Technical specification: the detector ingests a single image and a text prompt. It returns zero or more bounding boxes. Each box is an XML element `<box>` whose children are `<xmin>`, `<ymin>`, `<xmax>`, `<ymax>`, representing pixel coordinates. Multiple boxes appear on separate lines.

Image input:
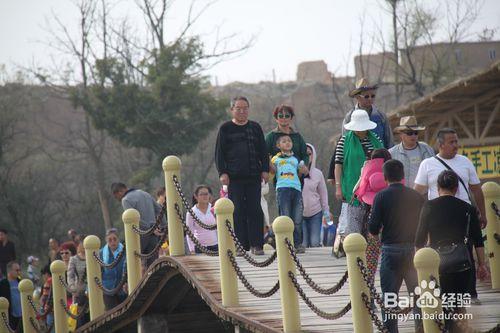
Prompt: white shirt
<box><xmin>414</xmin><ymin>154</ymin><xmax>480</xmax><ymax>203</ymax></box>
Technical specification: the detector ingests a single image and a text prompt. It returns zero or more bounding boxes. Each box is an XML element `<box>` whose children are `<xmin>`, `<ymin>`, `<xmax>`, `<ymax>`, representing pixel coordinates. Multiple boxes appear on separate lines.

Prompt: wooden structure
<box><xmin>77</xmin><ymin>248</ymin><xmax>500</xmax><ymax>333</ymax></box>
<box><xmin>388</xmin><ymin>60</ymin><xmax>500</xmax><ymax>147</ymax></box>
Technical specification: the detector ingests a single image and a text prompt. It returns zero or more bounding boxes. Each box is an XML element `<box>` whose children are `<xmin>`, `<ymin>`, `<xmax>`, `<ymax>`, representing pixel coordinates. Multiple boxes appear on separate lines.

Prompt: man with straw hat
<box><xmin>343</xmin><ymin>78</ymin><xmax>393</xmax><ymax>148</ymax></box>
<box><xmin>389</xmin><ymin>116</ymin><xmax>434</xmax><ymax>188</ymax></box>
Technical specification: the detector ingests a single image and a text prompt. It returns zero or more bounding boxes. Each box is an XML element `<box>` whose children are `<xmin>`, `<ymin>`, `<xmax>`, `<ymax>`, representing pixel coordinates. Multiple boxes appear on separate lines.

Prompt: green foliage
<box><xmin>80</xmin><ymin>37</ymin><xmax>225</xmax><ymax>159</ymax></box>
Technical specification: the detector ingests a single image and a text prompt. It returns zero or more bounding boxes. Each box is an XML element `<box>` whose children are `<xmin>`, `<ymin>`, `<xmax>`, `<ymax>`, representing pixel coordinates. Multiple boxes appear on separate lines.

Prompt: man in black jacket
<box><xmin>215</xmin><ymin>96</ymin><xmax>269</xmax><ymax>255</ymax></box>
<box><xmin>0</xmin><ymin>261</ymin><xmax>22</xmax><ymax>331</ymax></box>
<box><xmin>0</xmin><ymin>229</ymin><xmax>16</xmax><ymax>279</ymax></box>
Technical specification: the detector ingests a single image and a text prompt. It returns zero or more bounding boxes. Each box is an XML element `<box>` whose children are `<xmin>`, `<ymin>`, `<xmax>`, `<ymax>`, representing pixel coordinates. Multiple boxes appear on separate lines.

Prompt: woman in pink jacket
<box><xmin>302</xmin><ymin>144</ymin><xmax>332</xmax><ymax>248</ymax></box>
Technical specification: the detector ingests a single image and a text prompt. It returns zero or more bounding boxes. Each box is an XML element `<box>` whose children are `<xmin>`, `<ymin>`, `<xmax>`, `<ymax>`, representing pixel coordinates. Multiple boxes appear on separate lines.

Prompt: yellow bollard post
<box><xmin>50</xmin><ymin>260</ymin><xmax>69</xmax><ymax>333</ymax></box>
<box><xmin>19</xmin><ymin>279</ymin><xmax>36</xmax><ymax>333</ymax></box>
<box><xmin>414</xmin><ymin>248</ymin><xmax>443</xmax><ymax>333</ymax></box>
<box><xmin>273</xmin><ymin>216</ymin><xmax>301</xmax><ymax>333</ymax></box>
<box><xmin>343</xmin><ymin>233</ymin><xmax>373</xmax><ymax>333</ymax></box>
<box><xmin>163</xmin><ymin>155</ymin><xmax>185</xmax><ymax>256</ymax></box>
<box><xmin>214</xmin><ymin>198</ymin><xmax>239</xmax><ymax>307</ymax></box>
<box><xmin>32</xmin><ymin>290</ymin><xmax>40</xmax><ymax>314</ymax></box>
<box><xmin>482</xmin><ymin>182</ymin><xmax>500</xmax><ymax>289</ymax></box>
<box><xmin>0</xmin><ymin>297</ymin><xmax>10</xmax><ymax>333</ymax></box>
<box><xmin>123</xmin><ymin>208</ymin><xmax>142</xmax><ymax>294</ymax></box>
<box><xmin>83</xmin><ymin>235</ymin><xmax>105</xmax><ymax>320</ymax></box>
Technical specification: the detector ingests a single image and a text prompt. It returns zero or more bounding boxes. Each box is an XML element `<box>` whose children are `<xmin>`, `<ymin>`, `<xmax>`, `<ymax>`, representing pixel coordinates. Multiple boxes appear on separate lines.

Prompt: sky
<box><xmin>1</xmin><ymin>0</ymin><xmax>499</xmax><ymax>85</ymax></box>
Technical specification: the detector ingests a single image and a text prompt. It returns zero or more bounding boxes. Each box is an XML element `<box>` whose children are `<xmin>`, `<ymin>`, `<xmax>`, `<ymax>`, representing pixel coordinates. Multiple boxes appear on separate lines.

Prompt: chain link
<box><xmin>285</xmin><ymin>238</ymin><xmax>348</xmax><ymax>295</ymax></box>
<box><xmin>225</xmin><ymin>220</ymin><xmax>277</xmax><ymax>267</ymax></box>
<box><xmin>59</xmin><ymin>299</ymin><xmax>89</xmax><ymax>319</ymax></box>
<box><xmin>94</xmin><ymin>269</ymin><xmax>128</xmax><ymax>296</ymax></box>
<box><xmin>131</xmin><ymin>201</ymin><xmax>167</xmax><ymax>236</ymax></box>
<box><xmin>1</xmin><ymin>312</ymin><xmax>16</xmax><ymax>333</ymax></box>
<box><xmin>226</xmin><ymin>249</ymin><xmax>280</xmax><ymax>298</ymax></box>
<box><xmin>287</xmin><ymin>271</ymin><xmax>351</xmax><ymax>320</ymax></box>
<box><xmin>134</xmin><ymin>227</ymin><xmax>168</xmax><ymax>259</ymax></box>
<box><xmin>492</xmin><ymin>202</ymin><xmax>500</xmax><ymax>218</ymax></box>
<box><xmin>172</xmin><ymin>175</ymin><xmax>217</xmax><ymax>230</ymax></box>
<box><xmin>356</xmin><ymin>257</ymin><xmax>414</xmax><ymax>315</ymax></box>
<box><xmin>173</xmin><ymin>202</ymin><xmax>219</xmax><ymax>256</ymax></box>
<box><xmin>361</xmin><ymin>292</ymin><xmax>389</xmax><ymax>333</ymax></box>
<box><xmin>93</xmin><ymin>249</ymin><xmax>125</xmax><ymax>269</ymax></box>
<box><xmin>29</xmin><ymin>317</ymin><xmax>52</xmax><ymax>333</ymax></box>
<box><xmin>58</xmin><ymin>275</ymin><xmax>79</xmax><ymax>294</ymax></box>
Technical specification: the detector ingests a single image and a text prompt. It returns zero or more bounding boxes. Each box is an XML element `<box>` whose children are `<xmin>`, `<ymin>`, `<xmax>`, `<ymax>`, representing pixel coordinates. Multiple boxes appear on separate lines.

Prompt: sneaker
<box><xmin>251</xmin><ymin>247</ymin><xmax>265</xmax><ymax>256</ymax></box>
<box><xmin>471</xmin><ymin>298</ymin><xmax>482</xmax><ymax>305</ymax></box>
<box><xmin>295</xmin><ymin>245</ymin><xmax>306</xmax><ymax>254</ymax></box>
<box><xmin>236</xmin><ymin>249</ymin><xmax>246</xmax><ymax>257</ymax></box>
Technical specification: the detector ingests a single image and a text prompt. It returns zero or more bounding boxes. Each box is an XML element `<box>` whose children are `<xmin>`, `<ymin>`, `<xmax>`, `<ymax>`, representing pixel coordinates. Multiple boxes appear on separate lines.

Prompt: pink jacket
<box><xmin>354</xmin><ymin>158</ymin><xmax>386</xmax><ymax>203</ymax></box>
<box><xmin>186</xmin><ymin>203</ymin><xmax>218</xmax><ymax>252</ymax></box>
<box><xmin>302</xmin><ymin>144</ymin><xmax>330</xmax><ymax>218</ymax></box>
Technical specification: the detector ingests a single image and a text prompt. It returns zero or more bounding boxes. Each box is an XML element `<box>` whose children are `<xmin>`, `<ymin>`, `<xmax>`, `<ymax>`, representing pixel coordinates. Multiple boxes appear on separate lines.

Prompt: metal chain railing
<box><xmin>1</xmin><ymin>312</ymin><xmax>16</xmax><ymax>333</ymax></box>
<box><xmin>60</xmin><ymin>299</ymin><xmax>89</xmax><ymax>320</ymax></box>
<box><xmin>288</xmin><ymin>271</ymin><xmax>351</xmax><ymax>320</ymax></box>
<box><xmin>227</xmin><ymin>249</ymin><xmax>280</xmax><ymax>298</ymax></box>
<box><xmin>58</xmin><ymin>275</ymin><xmax>80</xmax><ymax>294</ymax></box>
<box><xmin>173</xmin><ymin>203</ymin><xmax>219</xmax><ymax>256</ymax></box>
<box><xmin>492</xmin><ymin>202</ymin><xmax>499</xmax><ymax>218</ymax></box>
<box><xmin>27</xmin><ymin>294</ymin><xmax>52</xmax><ymax>322</ymax></box>
<box><xmin>225</xmin><ymin>220</ymin><xmax>277</xmax><ymax>267</ymax></box>
<box><xmin>131</xmin><ymin>201</ymin><xmax>167</xmax><ymax>236</ymax></box>
<box><xmin>285</xmin><ymin>238</ymin><xmax>348</xmax><ymax>295</ymax></box>
<box><xmin>94</xmin><ymin>267</ymin><xmax>128</xmax><ymax>296</ymax></box>
<box><xmin>361</xmin><ymin>292</ymin><xmax>389</xmax><ymax>333</ymax></box>
<box><xmin>357</xmin><ymin>257</ymin><xmax>414</xmax><ymax>315</ymax></box>
<box><xmin>172</xmin><ymin>175</ymin><xmax>217</xmax><ymax>231</ymax></box>
<box><xmin>28</xmin><ymin>317</ymin><xmax>53</xmax><ymax>333</ymax></box>
<box><xmin>134</xmin><ymin>227</ymin><xmax>168</xmax><ymax>259</ymax></box>
<box><xmin>93</xmin><ymin>249</ymin><xmax>125</xmax><ymax>269</ymax></box>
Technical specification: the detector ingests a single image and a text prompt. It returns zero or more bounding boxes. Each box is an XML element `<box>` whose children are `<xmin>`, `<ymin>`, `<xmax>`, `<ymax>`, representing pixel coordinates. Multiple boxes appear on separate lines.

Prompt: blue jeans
<box><xmin>302</xmin><ymin>211</ymin><xmax>322</xmax><ymax>247</ymax></box>
<box><xmin>276</xmin><ymin>188</ymin><xmax>303</xmax><ymax>247</ymax></box>
<box><xmin>380</xmin><ymin>244</ymin><xmax>422</xmax><ymax>333</ymax></box>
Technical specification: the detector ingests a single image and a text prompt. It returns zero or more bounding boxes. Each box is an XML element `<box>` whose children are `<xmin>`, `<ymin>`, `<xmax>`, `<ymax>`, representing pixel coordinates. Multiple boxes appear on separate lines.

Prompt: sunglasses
<box><xmin>60</xmin><ymin>251</ymin><xmax>71</xmax><ymax>255</ymax></box>
<box><xmin>403</xmin><ymin>131</ymin><xmax>419</xmax><ymax>136</ymax></box>
<box><xmin>277</xmin><ymin>113</ymin><xmax>292</xmax><ymax>119</ymax></box>
<box><xmin>361</xmin><ymin>94</ymin><xmax>376</xmax><ymax>99</ymax></box>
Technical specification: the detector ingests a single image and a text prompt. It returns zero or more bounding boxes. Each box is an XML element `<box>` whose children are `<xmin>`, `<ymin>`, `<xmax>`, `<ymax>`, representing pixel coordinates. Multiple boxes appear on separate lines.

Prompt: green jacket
<box><xmin>265</xmin><ymin>128</ymin><xmax>309</xmax><ymax>166</ymax></box>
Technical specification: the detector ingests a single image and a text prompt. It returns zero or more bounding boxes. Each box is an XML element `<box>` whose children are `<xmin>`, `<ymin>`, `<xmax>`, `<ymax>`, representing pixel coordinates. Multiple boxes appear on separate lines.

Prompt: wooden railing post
<box><xmin>482</xmin><ymin>181</ymin><xmax>500</xmax><ymax>289</ymax></box>
<box><xmin>273</xmin><ymin>216</ymin><xmax>301</xmax><ymax>333</ymax></box>
<box><xmin>122</xmin><ymin>208</ymin><xmax>142</xmax><ymax>294</ymax></box>
<box><xmin>19</xmin><ymin>279</ymin><xmax>36</xmax><ymax>333</ymax></box>
<box><xmin>215</xmin><ymin>198</ymin><xmax>239</xmax><ymax>307</ymax></box>
<box><xmin>50</xmin><ymin>260</ymin><xmax>68</xmax><ymax>333</ymax></box>
<box><xmin>84</xmin><ymin>235</ymin><xmax>105</xmax><ymax>319</ymax></box>
<box><xmin>344</xmin><ymin>233</ymin><xmax>372</xmax><ymax>333</ymax></box>
<box><xmin>414</xmin><ymin>248</ymin><xmax>443</xmax><ymax>333</ymax></box>
<box><xmin>163</xmin><ymin>155</ymin><xmax>185</xmax><ymax>256</ymax></box>
<box><xmin>0</xmin><ymin>297</ymin><xmax>10</xmax><ymax>333</ymax></box>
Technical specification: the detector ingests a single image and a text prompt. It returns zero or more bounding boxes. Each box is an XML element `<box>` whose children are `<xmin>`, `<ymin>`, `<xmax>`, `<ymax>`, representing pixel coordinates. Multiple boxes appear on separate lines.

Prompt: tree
<box><xmin>84</xmin><ymin>37</ymin><xmax>226</xmax><ymax>159</ymax></box>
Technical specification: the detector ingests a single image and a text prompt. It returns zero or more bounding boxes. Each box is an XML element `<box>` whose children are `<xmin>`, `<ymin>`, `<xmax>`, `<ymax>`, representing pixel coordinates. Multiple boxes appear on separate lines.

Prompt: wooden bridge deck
<box><xmin>174</xmin><ymin>247</ymin><xmax>500</xmax><ymax>333</ymax></box>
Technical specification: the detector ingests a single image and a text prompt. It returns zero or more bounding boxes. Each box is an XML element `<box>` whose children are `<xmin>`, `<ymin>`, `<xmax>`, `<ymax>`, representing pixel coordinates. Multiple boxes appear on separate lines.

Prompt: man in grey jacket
<box><xmin>389</xmin><ymin>116</ymin><xmax>434</xmax><ymax>188</ymax></box>
<box><xmin>112</xmin><ymin>183</ymin><xmax>166</xmax><ymax>268</ymax></box>
<box><xmin>343</xmin><ymin>78</ymin><xmax>394</xmax><ymax>148</ymax></box>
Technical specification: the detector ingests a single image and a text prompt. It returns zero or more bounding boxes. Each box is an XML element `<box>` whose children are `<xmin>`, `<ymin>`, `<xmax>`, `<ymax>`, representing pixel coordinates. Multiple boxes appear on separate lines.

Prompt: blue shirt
<box><xmin>272</xmin><ymin>153</ymin><xmax>301</xmax><ymax>192</ymax></box>
<box><xmin>9</xmin><ymin>280</ymin><xmax>21</xmax><ymax>317</ymax></box>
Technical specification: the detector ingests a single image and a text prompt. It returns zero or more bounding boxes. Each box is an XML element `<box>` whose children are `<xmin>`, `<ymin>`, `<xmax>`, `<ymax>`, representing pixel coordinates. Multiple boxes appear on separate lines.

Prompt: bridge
<box><xmin>0</xmin><ymin>156</ymin><xmax>499</xmax><ymax>333</ymax></box>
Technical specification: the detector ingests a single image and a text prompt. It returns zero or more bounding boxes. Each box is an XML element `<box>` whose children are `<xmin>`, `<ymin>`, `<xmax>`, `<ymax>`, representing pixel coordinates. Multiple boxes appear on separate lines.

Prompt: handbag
<box><xmin>436</xmin><ymin>212</ymin><xmax>472</xmax><ymax>274</ymax></box>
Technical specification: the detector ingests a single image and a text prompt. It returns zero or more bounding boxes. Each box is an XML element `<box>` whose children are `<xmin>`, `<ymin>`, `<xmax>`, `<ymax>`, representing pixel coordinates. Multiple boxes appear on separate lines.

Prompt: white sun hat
<box><xmin>344</xmin><ymin>109</ymin><xmax>377</xmax><ymax>131</ymax></box>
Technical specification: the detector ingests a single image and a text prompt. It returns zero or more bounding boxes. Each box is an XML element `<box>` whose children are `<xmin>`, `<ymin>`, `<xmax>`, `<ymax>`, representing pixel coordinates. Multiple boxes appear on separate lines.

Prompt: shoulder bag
<box><xmin>436</xmin><ymin>212</ymin><xmax>472</xmax><ymax>274</ymax></box>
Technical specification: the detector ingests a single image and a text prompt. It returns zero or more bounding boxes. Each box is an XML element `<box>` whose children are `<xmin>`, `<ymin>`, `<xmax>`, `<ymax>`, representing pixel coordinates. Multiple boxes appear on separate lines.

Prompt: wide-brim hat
<box><xmin>349</xmin><ymin>77</ymin><xmax>378</xmax><ymax>97</ymax></box>
<box><xmin>344</xmin><ymin>109</ymin><xmax>377</xmax><ymax>131</ymax></box>
<box><xmin>394</xmin><ymin>116</ymin><xmax>426</xmax><ymax>132</ymax></box>
<box><xmin>360</xmin><ymin>172</ymin><xmax>387</xmax><ymax>205</ymax></box>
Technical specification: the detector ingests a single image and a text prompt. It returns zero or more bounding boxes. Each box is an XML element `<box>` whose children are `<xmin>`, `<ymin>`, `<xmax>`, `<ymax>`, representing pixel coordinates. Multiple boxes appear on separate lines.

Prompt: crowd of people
<box><xmin>0</xmin><ymin>77</ymin><xmax>492</xmax><ymax>333</ymax></box>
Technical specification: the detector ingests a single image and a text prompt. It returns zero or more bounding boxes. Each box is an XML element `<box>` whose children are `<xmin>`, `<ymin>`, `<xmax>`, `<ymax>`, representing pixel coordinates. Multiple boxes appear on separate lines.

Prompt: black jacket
<box><xmin>215</xmin><ymin>120</ymin><xmax>269</xmax><ymax>180</ymax></box>
<box><xmin>0</xmin><ymin>277</ymin><xmax>21</xmax><ymax>318</ymax></box>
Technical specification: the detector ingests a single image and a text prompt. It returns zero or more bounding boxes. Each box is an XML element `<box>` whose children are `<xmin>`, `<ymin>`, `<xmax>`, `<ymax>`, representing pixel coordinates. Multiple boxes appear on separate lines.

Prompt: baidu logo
<box><xmin>414</xmin><ymin>280</ymin><xmax>440</xmax><ymax>309</ymax></box>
